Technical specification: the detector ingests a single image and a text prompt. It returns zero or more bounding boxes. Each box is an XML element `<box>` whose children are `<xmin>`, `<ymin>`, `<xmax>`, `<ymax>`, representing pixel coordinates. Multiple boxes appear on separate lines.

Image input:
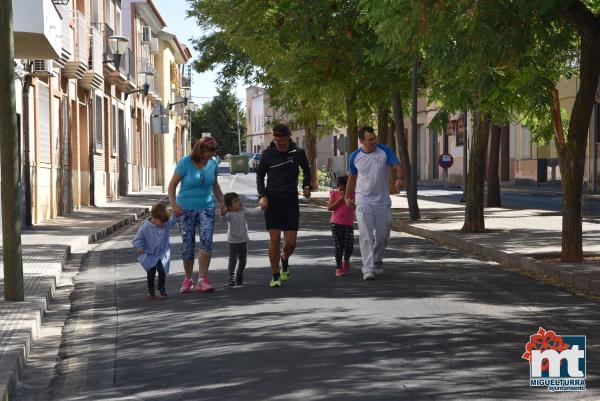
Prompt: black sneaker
<box><xmin>236</xmin><ymin>274</ymin><xmax>244</xmax><ymax>286</ymax></box>
<box><xmin>148</xmin><ymin>288</ymin><xmax>156</xmax><ymax>298</ymax></box>
<box><xmin>228</xmin><ymin>276</ymin><xmax>236</xmax><ymax>287</ymax></box>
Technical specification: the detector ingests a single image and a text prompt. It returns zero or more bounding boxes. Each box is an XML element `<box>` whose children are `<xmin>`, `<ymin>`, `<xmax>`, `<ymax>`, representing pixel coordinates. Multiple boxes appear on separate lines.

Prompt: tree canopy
<box><xmin>190</xmin><ymin>86</ymin><xmax>245</xmax><ymax>156</ymax></box>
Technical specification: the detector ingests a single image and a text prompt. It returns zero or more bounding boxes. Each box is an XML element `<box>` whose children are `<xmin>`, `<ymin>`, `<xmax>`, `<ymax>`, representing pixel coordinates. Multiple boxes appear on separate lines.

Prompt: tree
<box><xmin>190</xmin><ymin>86</ymin><xmax>245</xmax><ymax>156</ymax></box>
<box><xmin>374</xmin><ymin>1</ymin><xmax>561</xmax><ymax>232</ymax></box>
<box><xmin>546</xmin><ymin>1</ymin><xmax>600</xmax><ymax>261</ymax></box>
<box><xmin>360</xmin><ymin>1</ymin><xmax>422</xmax><ymax>219</ymax></box>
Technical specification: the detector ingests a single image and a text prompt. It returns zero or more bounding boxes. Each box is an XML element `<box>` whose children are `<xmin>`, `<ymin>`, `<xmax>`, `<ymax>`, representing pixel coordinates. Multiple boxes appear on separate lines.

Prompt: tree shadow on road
<box><xmin>50</xmin><ymin>204</ymin><xmax>600</xmax><ymax>401</ymax></box>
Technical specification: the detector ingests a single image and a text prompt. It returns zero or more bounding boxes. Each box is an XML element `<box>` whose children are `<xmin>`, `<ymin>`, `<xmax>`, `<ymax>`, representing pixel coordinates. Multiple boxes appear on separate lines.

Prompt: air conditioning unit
<box><xmin>150</xmin><ymin>38</ymin><xmax>159</xmax><ymax>54</ymax></box>
<box><xmin>31</xmin><ymin>60</ymin><xmax>54</xmax><ymax>76</ymax></box>
<box><xmin>141</xmin><ymin>26</ymin><xmax>151</xmax><ymax>44</ymax></box>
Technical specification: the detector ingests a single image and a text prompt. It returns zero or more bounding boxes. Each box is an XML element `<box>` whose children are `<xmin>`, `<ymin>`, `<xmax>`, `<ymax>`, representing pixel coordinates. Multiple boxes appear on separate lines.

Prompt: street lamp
<box><xmin>124</xmin><ymin>71</ymin><xmax>153</xmax><ymax>100</ymax></box>
<box><xmin>105</xmin><ymin>35</ymin><xmax>128</xmax><ymax>69</ymax></box>
<box><xmin>167</xmin><ymin>86</ymin><xmax>190</xmax><ymax>110</ymax></box>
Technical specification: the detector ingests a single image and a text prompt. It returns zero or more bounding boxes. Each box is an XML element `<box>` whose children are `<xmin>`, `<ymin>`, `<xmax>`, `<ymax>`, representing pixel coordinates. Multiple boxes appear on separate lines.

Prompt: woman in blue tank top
<box><xmin>168</xmin><ymin>136</ymin><xmax>226</xmax><ymax>293</ymax></box>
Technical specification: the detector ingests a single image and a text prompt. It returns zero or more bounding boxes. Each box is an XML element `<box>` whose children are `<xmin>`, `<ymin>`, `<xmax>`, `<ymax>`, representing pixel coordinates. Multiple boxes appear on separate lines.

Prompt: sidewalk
<box><xmin>309</xmin><ymin>190</ymin><xmax>600</xmax><ymax>299</ymax></box>
<box><xmin>0</xmin><ymin>187</ymin><xmax>167</xmax><ymax>401</ymax></box>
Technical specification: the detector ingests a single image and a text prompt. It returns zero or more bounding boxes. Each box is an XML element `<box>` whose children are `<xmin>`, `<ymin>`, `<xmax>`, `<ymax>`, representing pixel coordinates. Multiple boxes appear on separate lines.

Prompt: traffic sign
<box><xmin>439</xmin><ymin>153</ymin><xmax>454</xmax><ymax>169</ymax></box>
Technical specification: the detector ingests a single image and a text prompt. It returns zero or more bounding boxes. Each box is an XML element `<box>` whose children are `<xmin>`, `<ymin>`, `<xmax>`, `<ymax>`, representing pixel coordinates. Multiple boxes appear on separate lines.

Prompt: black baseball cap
<box><xmin>272</xmin><ymin>123</ymin><xmax>291</xmax><ymax>136</ymax></box>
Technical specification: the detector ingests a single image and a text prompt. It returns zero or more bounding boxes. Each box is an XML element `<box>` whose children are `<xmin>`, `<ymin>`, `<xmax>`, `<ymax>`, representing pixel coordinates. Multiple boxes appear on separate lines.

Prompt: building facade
<box><xmin>10</xmin><ymin>0</ymin><xmax>191</xmax><ymax>225</ymax></box>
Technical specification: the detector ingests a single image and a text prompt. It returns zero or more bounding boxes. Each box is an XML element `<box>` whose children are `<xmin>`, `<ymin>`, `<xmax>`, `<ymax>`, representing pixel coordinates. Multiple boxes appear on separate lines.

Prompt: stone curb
<box><xmin>392</xmin><ymin>221</ymin><xmax>600</xmax><ymax>299</ymax></box>
<box><xmin>1</xmin><ymin>203</ymin><xmax>155</xmax><ymax>401</ymax></box>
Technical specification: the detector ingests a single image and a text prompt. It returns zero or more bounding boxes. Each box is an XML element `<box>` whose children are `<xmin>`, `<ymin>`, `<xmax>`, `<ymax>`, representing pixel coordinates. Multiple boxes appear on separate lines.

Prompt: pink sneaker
<box><xmin>335</xmin><ymin>267</ymin><xmax>346</xmax><ymax>277</ymax></box>
<box><xmin>342</xmin><ymin>261</ymin><xmax>350</xmax><ymax>275</ymax></box>
<box><xmin>196</xmin><ymin>277</ymin><xmax>214</xmax><ymax>293</ymax></box>
<box><xmin>180</xmin><ymin>277</ymin><xmax>194</xmax><ymax>293</ymax></box>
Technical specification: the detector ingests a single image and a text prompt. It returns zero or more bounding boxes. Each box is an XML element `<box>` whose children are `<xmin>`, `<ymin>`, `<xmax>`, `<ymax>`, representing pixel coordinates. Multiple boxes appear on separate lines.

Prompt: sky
<box><xmin>152</xmin><ymin>0</ymin><xmax>246</xmax><ymax>106</ymax></box>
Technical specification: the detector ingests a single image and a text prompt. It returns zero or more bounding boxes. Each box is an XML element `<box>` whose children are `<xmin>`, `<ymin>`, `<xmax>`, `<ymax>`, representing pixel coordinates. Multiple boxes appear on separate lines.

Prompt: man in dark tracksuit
<box><xmin>257</xmin><ymin>123</ymin><xmax>312</xmax><ymax>287</ymax></box>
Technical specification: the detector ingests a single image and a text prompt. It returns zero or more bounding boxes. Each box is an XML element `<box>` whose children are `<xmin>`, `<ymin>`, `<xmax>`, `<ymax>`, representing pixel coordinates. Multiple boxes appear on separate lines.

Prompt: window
<box><xmin>115</xmin><ymin>9</ymin><xmax>122</xmax><ymax>35</ymax></box>
<box><xmin>95</xmin><ymin>95</ymin><xmax>103</xmax><ymax>149</ymax></box>
<box><xmin>118</xmin><ymin>108</ymin><xmax>125</xmax><ymax>156</ymax></box>
<box><xmin>38</xmin><ymin>86</ymin><xmax>51</xmax><ymax>163</ymax></box>
<box><xmin>456</xmin><ymin>117</ymin><xmax>465</xmax><ymax>147</ymax></box>
<box><xmin>111</xmin><ymin>104</ymin><xmax>117</xmax><ymax>154</ymax></box>
<box><xmin>91</xmin><ymin>0</ymin><xmax>99</xmax><ymax>24</ymax></box>
<box><xmin>521</xmin><ymin>126</ymin><xmax>532</xmax><ymax>159</ymax></box>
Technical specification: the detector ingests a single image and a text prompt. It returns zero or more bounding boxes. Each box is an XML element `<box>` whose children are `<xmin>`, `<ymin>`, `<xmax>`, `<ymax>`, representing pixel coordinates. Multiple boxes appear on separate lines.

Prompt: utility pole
<box><xmin>409</xmin><ymin>58</ymin><xmax>419</xmax><ymax>221</ymax></box>
<box><xmin>1</xmin><ymin>0</ymin><xmax>24</xmax><ymax>301</ymax></box>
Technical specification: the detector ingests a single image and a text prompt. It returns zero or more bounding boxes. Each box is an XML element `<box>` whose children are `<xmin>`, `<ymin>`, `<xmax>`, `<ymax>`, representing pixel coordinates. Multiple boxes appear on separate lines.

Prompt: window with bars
<box><xmin>118</xmin><ymin>109</ymin><xmax>125</xmax><ymax>157</ymax></box>
<box><xmin>111</xmin><ymin>104</ymin><xmax>117</xmax><ymax>154</ymax></box>
<box><xmin>95</xmin><ymin>95</ymin><xmax>103</xmax><ymax>149</ymax></box>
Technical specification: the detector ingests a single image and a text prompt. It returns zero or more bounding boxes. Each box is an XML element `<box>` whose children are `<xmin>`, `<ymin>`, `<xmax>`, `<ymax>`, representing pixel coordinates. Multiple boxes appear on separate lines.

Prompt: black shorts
<box><xmin>265</xmin><ymin>191</ymin><xmax>300</xmax><ymax>231</ymax></box>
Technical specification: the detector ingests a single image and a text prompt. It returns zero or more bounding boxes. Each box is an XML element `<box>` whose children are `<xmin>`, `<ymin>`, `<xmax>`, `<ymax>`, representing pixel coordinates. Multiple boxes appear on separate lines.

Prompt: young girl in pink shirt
<box><xmin>327</xmin><ymin>176</ymin><xmax>355</xmax><ymax>277</ymax></box>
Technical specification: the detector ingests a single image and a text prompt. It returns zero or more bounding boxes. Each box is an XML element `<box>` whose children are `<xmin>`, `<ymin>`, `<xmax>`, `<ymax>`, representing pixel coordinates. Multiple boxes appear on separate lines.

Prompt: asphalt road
<box><xmin>15</xmin><ymin>172</ymin><xmax>600</xmax><ymax>400</ymax></box>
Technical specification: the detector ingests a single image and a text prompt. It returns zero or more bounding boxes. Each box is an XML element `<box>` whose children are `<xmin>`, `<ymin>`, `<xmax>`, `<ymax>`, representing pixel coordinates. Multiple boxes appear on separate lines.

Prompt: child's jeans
<box><xmin>228</xmin><ymin>242</ymin><xmax>247</xmax><ymax>277</ymax></box>
<box><xmin>147</xmin><ymin>260</ymin><xmax>166</xmax><ymax>291</ymax></box>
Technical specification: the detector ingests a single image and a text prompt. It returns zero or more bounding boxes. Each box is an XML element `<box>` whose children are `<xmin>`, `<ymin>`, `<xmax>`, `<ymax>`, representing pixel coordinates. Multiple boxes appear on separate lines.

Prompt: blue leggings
<box><xmin>178</xmin><ymin>208</ymin><xmax>215</xmax><ymax>260</ymax></box>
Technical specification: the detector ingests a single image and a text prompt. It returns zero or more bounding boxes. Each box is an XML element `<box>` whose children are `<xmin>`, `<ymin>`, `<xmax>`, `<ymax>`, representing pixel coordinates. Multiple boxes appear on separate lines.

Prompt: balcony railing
<box><xmin>75</xmin><ymin>11</ymin><xmax>89</xmax><ymax>63</ymax></box>
<box><xmin>59</xmin><ymin>8</ymin><xmax>73</xmax><ymax>56</ymax></box>
<box><xmin>173</xmin><ymin>93</ymin><xmax>186</xmax><ymax>116</ymax></box>
<box><xmin>150</xmin><ymin>69</ymin><xmax>160</xmax><ymax>94</ymax></box>
<box><xmin>128</xmin><ymin>49</ymin><xmax>136</xmax><ymax>81</ymax></box>
<box><xmin>103</xmin><ymin>23</ymin><xmax>114</xmax><ymax>65</ymax></box>
<box><xmin>88</xmin><ymin>26</ymin><xmax>103</xmax><ymax>75</ymax></box>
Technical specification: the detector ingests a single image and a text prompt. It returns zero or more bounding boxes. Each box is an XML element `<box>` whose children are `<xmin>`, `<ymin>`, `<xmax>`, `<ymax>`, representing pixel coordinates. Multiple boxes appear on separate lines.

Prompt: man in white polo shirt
<box><xmin>345</xmin><ymin>126</ymin><xmax>404</xmax><ymax>280</ymax></box>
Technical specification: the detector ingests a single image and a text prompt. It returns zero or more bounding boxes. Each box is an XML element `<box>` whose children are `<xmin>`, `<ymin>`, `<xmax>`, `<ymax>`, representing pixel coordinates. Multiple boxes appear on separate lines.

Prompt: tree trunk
<box><xmin>486</xmin><ymin>124</ymin><xmax>501</xmax><ymax>207</ymax></box>
<box><xmin>0</xmin><ymin>0</ymin><xmax>24</xmax><ymax>301</ymax></box>
<box><xmin>304</xmin><ymin>125</ymin><xmax>318</xmax><ymax>190</ymax></box>
<box><xmin>555</xmin><ymin>35</ymin><xmax>600</xmax><ymax>261</ymax></box>
<box><xmin>378</xmin><ymin>106</ymin><xmax>398</xmax><ymax>194</ymax></box>
<box><xmin>345</xmin><ymin>91</ymin><xmax>358</xmax><ymax>153</ymax></box>
<box><xmin>391</xmin><ymin>90</ymin><xmax>420</xmax><ymax>219</ymax></box>
<box><xmin>560</xmin><ymin>152</ymin><xmax>584</xmax><ymax>261</ymax></box>
<box><xmin>462</xmin><ymin>110</ymin><xmax>490</xmax><ymax>232</ymax></box>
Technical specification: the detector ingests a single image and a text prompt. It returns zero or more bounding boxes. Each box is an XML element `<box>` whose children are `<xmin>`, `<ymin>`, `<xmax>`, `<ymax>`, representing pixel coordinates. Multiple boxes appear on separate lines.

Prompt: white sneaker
<box><xmin>363</xmin><ymin>272</ymin><xmax>375</xmax><ymax>280</ymax></box>
<box><xmin>374</xmin><ymin>267</ymin><xmax>384</xmax><ymax>276</ymax></box>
